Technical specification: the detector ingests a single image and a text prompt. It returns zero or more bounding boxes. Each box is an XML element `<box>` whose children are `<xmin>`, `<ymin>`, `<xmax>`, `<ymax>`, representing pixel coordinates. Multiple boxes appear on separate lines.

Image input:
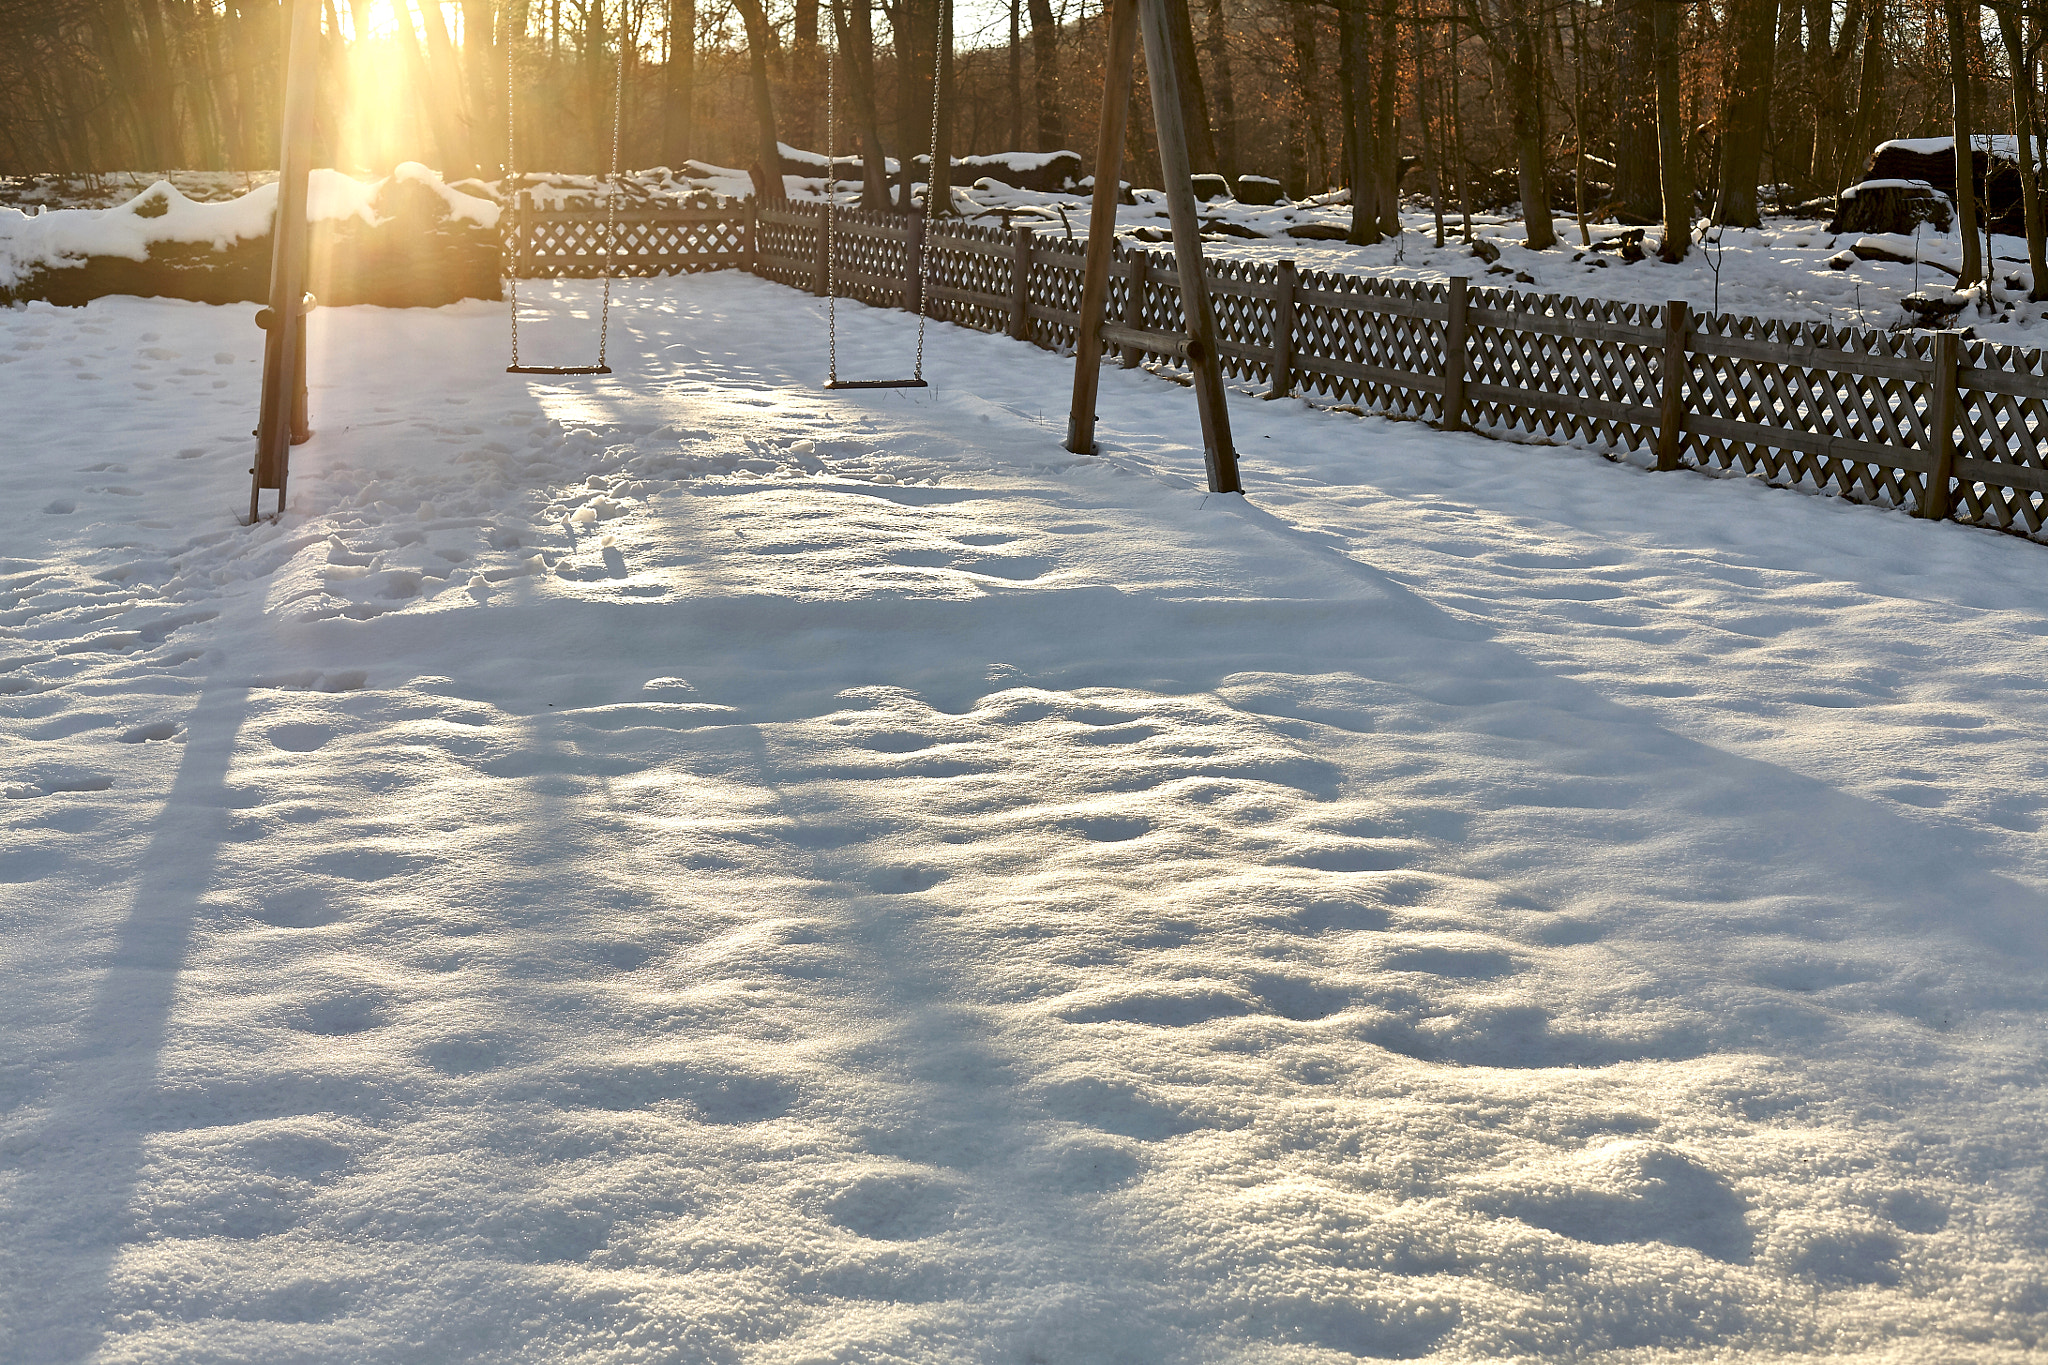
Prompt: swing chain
<box><xmin>827</xmin><ymin>23</ymin><xmax>838</xmax><ymax>385</ymax></box>
<box><xmin>598</xmin><ymin>0</ymin><xmax>624</xmax><ymax>371</ymax></box>
<box><xmin>914</xmin><ymin>0</ymin><xmax>943</xmax><ymax>383</ymax></box>
<box><xmin>506</xmin><ymin>13</ymin><xmax>520</xmax><ymax>369</ymax></box>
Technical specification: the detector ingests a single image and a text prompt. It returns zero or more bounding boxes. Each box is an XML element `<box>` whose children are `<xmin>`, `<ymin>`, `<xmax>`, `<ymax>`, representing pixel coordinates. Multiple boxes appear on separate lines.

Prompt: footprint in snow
<box><xmin>822</xmin><ymin>1170</ymin><xmax>961</xmax><ymax>1240</ymax></box>
<box><xmin>868</xmin><ymin>864</ymin><xmax>949</xmax><ymax>894</ymax></box>
<box><xmin>266</xmin><ymin>722</ymin><xmax>336</xmax><ymax>752</ymax></box>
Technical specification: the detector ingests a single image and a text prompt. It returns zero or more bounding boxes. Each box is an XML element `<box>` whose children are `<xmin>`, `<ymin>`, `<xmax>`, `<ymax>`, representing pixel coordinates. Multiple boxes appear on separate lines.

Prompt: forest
<box><xmin>0</xmin><ymin>0</ymin><xmax>2034</xmax><ymax>263</ymax></box>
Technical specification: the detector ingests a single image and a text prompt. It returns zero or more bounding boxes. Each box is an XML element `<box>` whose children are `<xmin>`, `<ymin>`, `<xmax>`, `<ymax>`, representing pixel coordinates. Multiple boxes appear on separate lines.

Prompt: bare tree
<box><xmin>1714</xmin><ymin>0</ymin><xmax>1778</xmax><ymax>226</ymax></box>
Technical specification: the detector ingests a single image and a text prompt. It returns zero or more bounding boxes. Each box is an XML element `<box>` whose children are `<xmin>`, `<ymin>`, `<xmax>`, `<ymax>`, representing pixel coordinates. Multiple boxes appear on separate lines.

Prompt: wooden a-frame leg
<box><xmin>1065</xmin><ymin>0</ymin><xmax>1139</xmax><ymax>457</ymax></box>
<box><xmin>1134</xmin><ymin>0</ymin><xmax>1239</xmax><ymax>493</ymax></box>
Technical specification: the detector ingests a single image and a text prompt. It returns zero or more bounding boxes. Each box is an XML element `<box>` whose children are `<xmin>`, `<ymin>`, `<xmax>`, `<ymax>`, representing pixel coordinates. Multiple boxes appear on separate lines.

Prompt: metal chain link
<box><xmin>914</xmin><ymin>0</ymin><xmax>943</xmax><ymax>382</ymax></box>
<box><xmin>598</xmin><ymin>0</ymin><xmax>625</xmax><ymax>370</ymax></box>
<box><xmin>506</xmin><ymin>12</ymin><xmax>520</xmax><ymax>369</ymax></box>
<box><xmin>826</xmin><ymin>22</ymin><xmax>837</xmax><ymax>385</ymax></box>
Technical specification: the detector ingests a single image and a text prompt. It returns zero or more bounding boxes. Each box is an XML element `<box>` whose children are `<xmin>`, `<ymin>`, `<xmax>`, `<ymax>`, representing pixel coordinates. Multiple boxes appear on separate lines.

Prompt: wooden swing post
<box><xmin>250</xmin><ymin>0</ymin><xmax>319</xmax><ymax>524</ymax></box>
<box><xmin>1065</xmin><ymin>0</ymin><xmax>1140</xmax><ymax>458</ymax></box>
<box><xmin>1065</xmin><ymin>0</ymin><xmax>1241</xmax><ymax>494</ymax></box>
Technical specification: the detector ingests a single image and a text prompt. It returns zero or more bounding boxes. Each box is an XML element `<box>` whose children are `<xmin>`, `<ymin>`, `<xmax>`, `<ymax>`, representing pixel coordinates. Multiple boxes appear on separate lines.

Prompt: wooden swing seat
<box><xmin>507</xmin><ymin>364</ymin><xmax>613</xmax><ymax>375</ymax></box>
<box><xmin>823</xmin><ymin>378</ymin><xmax>928</xmax><ymax>390</ymax></box>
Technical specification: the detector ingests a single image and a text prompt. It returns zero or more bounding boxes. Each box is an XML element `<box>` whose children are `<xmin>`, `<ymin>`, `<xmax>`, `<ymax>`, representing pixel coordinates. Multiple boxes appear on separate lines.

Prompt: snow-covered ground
<box><xmin>2</xmin><ymin>275</ymin><xmax>2045</xmax><ymax>1363</ymax></box>
<box><xmin>10</xmin><ymin>160</ymin><xmax>2043</xmax><ymax>344</ymax></box>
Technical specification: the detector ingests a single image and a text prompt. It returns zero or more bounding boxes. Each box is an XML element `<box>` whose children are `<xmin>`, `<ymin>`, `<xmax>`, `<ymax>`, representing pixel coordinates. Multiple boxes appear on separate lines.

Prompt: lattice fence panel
<box><xmin>1956</xmin><ymin>342</ymin><xmax>2048</xmax><ymax>535</ymax></box>
<box><xmin>1205</xmin><ymin>256</ymin><xmax>1276</xmax><ymax>388</ymax></box>
<box><xmin>755</xmin><ymin>204</ymin><xmax>821</xmax><ymax>291</ymax></box>
<box><xmin>926</xmin><ymin>221</ymin><xmax>1015</xmax><ymax>335</ymax></box>
<box><xmin>1292</xmin><ymin>272</ymin><xmax>1443</xmax><ymax>419</ymax></box>
<box><xmin>1125</xmin><ymin>249</ymin><xmax>1189</xmax><ymax>368</ymax></box>
<box><xmin>1462</xmin><ymin>289</ymin><xmax>1657</xmax><ymax>444</ymax></box>
<box><xmin>507</xmin><ymin>208</ymin><xmax>753</xmax><ymax>279</ymax></box>
<box><xmin>1683</xmin><ymin>317</ymin><xmax>1931</xmax><ymax>512</ymax></box>
<box><xmin>1027</xmin><ymin>236</ymin><xmax>1089</xmax><ymax>351</ymax></box>
<box><xmin>831</xmin><ymin>206</ymin><xmax>914</xmax><ymax>310</ymax></box>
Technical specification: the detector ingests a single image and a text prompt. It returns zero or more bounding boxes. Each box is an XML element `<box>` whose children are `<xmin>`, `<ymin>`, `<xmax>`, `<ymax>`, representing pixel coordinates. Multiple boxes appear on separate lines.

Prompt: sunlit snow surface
<box><xmin>2</xmin><ymin>279</ymin><xmax>2044</xmax><ymax>1363</ymax></box>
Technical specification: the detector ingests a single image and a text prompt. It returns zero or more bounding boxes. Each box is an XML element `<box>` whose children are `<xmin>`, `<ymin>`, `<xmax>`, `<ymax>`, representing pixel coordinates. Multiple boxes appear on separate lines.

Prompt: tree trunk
<box><xmin>93</xmin><ymin>0</ymin><xmax>161</xmax><ymax>169</ymax></box>
<box><xmin>1807</xmin><ymin>0</ymin><xmax>1863</xmax><ymax>189</ymax></box>
<box><xmin>1008</xmin><ymin>0</ymin><xmax>1023</xmax><ymax>150</ymax></box>
<box><xmin>422</xmin><ymin>0</ymin><xmax>474</xmax><ymax>177</ymax></box>
<box><xmin>1027</xmin><ymin>0</ymin><xmax>1062</xmax><ymax>151</ymax></box>
<box><xmin>1993</xmin><ymin>1</ymin><xmax>2046</xmax><ymax>297</ymax></box>
<box><xmin>1652</xmin><ymin>0</ymin><xmax>1689</xmax><ymax>260</ymax></box>
<box><xmin>1851</xmin><ymin>0</ymin><xmax>1884</xmax><ymax>169</ymax></box>
<box><xmin>1340</xmin><ymin>0</ymin><xmax>1381</xmax><ymax>244</ymax></box>
<box><xmin>1203</xmin><ymin>0</ymin><xmax>1238</xmax><ymax>178</ymax></box>
<box><xmin>1449</xmin><ymin>12</ymin><xmax>1470</xmax><ymax>238</ymax></box>
<box><xmin>1374</xmin><ymin>0</ymin><xmax>1400</xmax><ymax>235</ymax></box>
<box><xmin>1715</xmin><ymin>0</ymin><xmax>1778</xmax><ymax>226</ymax></box>
<box><xmin>1502</xmin><ymin>0</ymin><xmax>1554</xmax><ymax>248</ymax></box>
<box><xmin>1286</xmin><ymin>1</ymin><xmax>1316</xmax><ymax>196</ymax></box>
<box><xmin>890</xmin><ymin>0</ymin><xmax>932</xmax><ymax>208</ymax></box>
<box><xmin>1612</xmin><ymin>0</ymin><xmax>1659</xmax><ymax>220</ymax></box>
<box><xmin>132</xmin><ymin>0</ymin><xmax>183</xmax><ymax>169</ymax></box>
<box><xmin>665</xmin><ymin>0</ymin><xmax>696</xmax><ymax>167</ymax></box>
<box><xmin>1945</xmin><ymin>0</ymin><xmax>1980</xmax><ymax>285</ymax></box>
<box><xmin>928</xmin><ymin>0</ymin><xmax>954</xmax><ymax>213</ymax></box>
<box><xmin>1166</xmin><ymin>0</ymin><xmax>1219</xmax><ymax>174</ymax></box>
<box><xmin>835</xmin><ymin>0</ymin><xmax>893</xmax><ymax>207</ymax></box>
<box><xmin>794</xmin><ymin>0</ymin><xmax>820</xmax><ymax>150</ymax></box>
<box><xmin>732</xmin><ymin>0</ymin><xmax>785</xmax><ymax>199</ymax></box>
<box><xmin>462</xmin><ymin>0</ymin><xmax>496</xmax><ymax>175</ymax></box>
<box><xmin>1418</xmin><ymin>0</ymin><xmax>1444</xmax><ymax>243</ymax></box>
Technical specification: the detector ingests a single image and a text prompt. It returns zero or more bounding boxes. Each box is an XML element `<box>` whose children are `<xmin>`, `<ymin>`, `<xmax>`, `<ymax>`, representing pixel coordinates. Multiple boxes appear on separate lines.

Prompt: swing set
<box><xmin>245</xmin><ymin>0</ymin><xmax>1237</xmax><ymax>523</ymax></box>
<box><xmin>819</xmin><ymin>6</ymin><xmax>944</xmax><ymax>390</ymax></box>
<box><xmin>503</xmin><ymin>4</ymin><xmax>625</xmax><ymax>376</ymax></box>
<box><xmin>500</xmin><ymin>0</ymin><xmax>943</xmax><ymax>391</ymax></box>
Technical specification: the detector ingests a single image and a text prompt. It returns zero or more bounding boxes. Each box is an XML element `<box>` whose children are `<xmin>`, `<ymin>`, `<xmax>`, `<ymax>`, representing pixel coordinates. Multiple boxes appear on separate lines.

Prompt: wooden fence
<box><xmin>506</xmin><ymin>200</ymin><xmax>2048</xmax><ymax>539</ymax></box>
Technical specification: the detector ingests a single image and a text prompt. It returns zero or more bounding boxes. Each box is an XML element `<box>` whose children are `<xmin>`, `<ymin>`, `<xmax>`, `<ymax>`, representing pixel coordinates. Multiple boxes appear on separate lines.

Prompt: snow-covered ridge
<box><xmin>0</xmin><ymin>163</ymin><xmax>496</xmax><ymax>290</ymax></box>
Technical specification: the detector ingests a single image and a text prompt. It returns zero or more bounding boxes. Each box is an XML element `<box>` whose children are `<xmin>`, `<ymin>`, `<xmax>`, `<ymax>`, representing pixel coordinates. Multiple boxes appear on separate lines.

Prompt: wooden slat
<box><xmin>1204</xmin><ymin>275</ymin><xmax>1284</xmax><ymax>301</ymax></box>
<box><xmin>1689</xmin><ymin>331</ymin><xmax>1932</xmax><ymax>383</ymax></box>
<box><xmin>1300</xmin><ymin>353</ymin><xmax>1447</xmax><ymax>394</ymax></box>
<box><xmin>929</xmin><ymin>234</ymin><xmax>1014</xmax><ymax>260</ymax></box>
<box><xmin>835</xmin><ymin>265</ymin><xmax>907</xmax><ymax>295</ymax></box>
<box><xmin>1466</xmin><ymin>307</ymin><xmax>1658</xmax><ymax>349</ymax></box>
<box><xmin>1101</xmin><ymin>321</ymin><xmax>1187</xmax><ymax>356</ymax></box>
<box><xmin>1686</xmin><ymin>412</ymin><xmax>1935</xmax><ymax>473</ymax></box>
<box><xmin>520</xmin><ymin>208</ymin><xmax>748</xmax><ymax>225</ymax></box>
<box><xmin>817</xmin><ymin>219</ymin><xmax>913</xmax><ymax>243</ymax></box>
<box><xmin>929</xmin><ymin>282</ymin><xmax>1003</xmax><ymax>310</ymax></box>
<box><xmin>1959</xmin><ymin>364</ymin><xmax>2048</xmax><ymax>402</ymax></box>
<box><xmin>1951</xmin><ymin>455</ymin><xmax>2048</xmax><ymax>493</ymax></box>
<box><xmin>1295</xmin><ymin>286</ymin><xmax>1444</xmax><ymax>321</ymax></box>
<box><xmin>1466</xmin><ymin>382</ymin><xmax>1656</xmax><ymax>427</ymax></box>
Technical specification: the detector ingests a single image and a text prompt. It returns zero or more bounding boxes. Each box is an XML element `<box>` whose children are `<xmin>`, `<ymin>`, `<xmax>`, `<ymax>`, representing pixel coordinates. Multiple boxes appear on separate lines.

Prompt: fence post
<box><xmin>1121</xmin><ymin>251</ymin><xmax>1146</xmax><ymax>368</ymax></box>
<box><xmin>1441</xmin><ymin>275</ymin><xmax>1468</xmax><ymax>430</ymax></box>
<box><xmin>746</xmin><ymin>203</ymin><xmax>759</xmax><ymax>275</ymax></box>
<box><xmin>1268</xmin><ymin>259</ymin><xmax>1297</xmax><ymax>399</ymax></box>
<box><xmin>1011</xmin><ymin>227</ymin><xmax>1034</xmax><ymax>340</ymax></box>
<box><xmin>1920</xmin><ymin>330</ymin><xmax>1960</xmax><ymax>520</ymax></box>
<box><xmin>905</xmin><ymin>215</ymin><xmax>926</xmax><ymax>315</ymax></box>
<box><xmin>1655</xmin><ymin>299</ymin><xmax>1690</xmax><ymax>471</ymax></box>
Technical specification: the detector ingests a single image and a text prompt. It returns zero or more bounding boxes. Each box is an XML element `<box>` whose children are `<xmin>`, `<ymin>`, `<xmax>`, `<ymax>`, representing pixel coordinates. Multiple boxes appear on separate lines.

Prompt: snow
<box><xmin>3</xmin><ymin>272</ymin><xmax>2047</xmax><ymax>1363</ymax></box>
<box><xmin>958</xmin><ymin>150</ymin><xmax>1081</xmax><ymax>174</ymax></box>
<box><xmin>20</xmin><ymin>159</ymin><xmax>2048</xmax><ymax>339</ymax></box>
<box><xmin>0</xmin><ymin>166</ymin><xmax>495</xmax><ymax>291</ymax></box>
<box><xmin>1836</xmin><ymin>178</ymin><xmax>1938</xmax><ymax>199</ymax></box>
<box><xmin>1876</xmin><ymin>135</ymin><xmax>2047</xmax><ymax>159</ymax></box>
